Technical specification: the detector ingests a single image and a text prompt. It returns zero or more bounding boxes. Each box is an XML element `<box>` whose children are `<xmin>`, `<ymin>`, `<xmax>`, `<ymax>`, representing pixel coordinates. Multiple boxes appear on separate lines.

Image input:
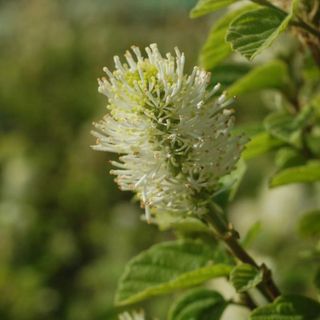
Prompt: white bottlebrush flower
<box><xmin>92</xmin><ymin>44</ymin><xmax>247</xmax><ymax>221</ymax></box>
<box><xmin>119</xmin><ymin>310</ymin><xmax>145</xmax><ymax>320</ymax></box>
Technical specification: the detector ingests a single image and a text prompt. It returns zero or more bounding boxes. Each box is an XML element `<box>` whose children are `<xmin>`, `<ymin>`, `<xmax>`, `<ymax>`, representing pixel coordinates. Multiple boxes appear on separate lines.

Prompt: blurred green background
<box><xmin>0</xmin><ymin>1</ymin><xmax>207</xmax><ymax>319</ymax></box>
<box><xmin>0</xmin><ymin>1</ymin><xmax>319</xmax><ymax>319</ymax></box>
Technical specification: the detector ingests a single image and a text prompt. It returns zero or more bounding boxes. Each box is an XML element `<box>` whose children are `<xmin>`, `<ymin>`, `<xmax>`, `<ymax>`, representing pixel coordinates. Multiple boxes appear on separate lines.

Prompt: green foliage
<box><xmin>265</xmin><ymin>105</ymin><xmax>314</xmax><ymax>147</ymax></box>
<box><xmin>243</xmin><ymin>132</ymin><xmax>284</xmax><ymax>160</ymax></box>
<box><xmin>216</xmin><ymin>158</ymin><xmax>247</xmax><ymax>205</ymax></box>
<box><xmin>275</xmin><ymin>148</ymin><xmax>305</xmax><ymax>170</ymax></box>
<box><xmin>190</xmin><ymin>0</ymin><xmax>237</xmax><ymax>18</ymax></box>
<box><xmin>115</xmin><ymin>240</ymin><xmax>232</xmax><ymax>306</ymax></box>
<box><xmin>311</xmin><ymin>94</ymin><xmax>320</xmax><ymax>117</ymax></box>
<box><xmin>210</xmin><ymin>63</ymin><xmax>251</xmax><ymax>89</ymax></box>
<box><xmin>241</xmin><ymin>221</ymin><xmax>261</xmax><ymax>248</ymax></box>
<box><xmin>226</xmin><ymin>8</ymin><xmax>291</xmax><ymax>60</ymax></box>
<box><xmin>304</xmin><ymin>94</ymin><xmax>320</xmax><ymax>156</ymax></box>
<box><xmin>314</xmin><ymin>268</ymin><xmax>320</xmax><ymax>292</ymax></box>
<box><xmin>198</xmin><ymin>7</ymin><xmax>253</xmax><ymax>69</ymax></box>
<box><xmin>252</xmin><ymin>106</ymin><xmax>320</xmax><ymax>184</ymax></box>
<box><xmin>227</xmin><ymin>60</ymin><xmax>291</xmax><ymax>97</ymax></box>
<box><xmin>298</xmin><ymin>210</ymin><xmax>320</xmax><ymax>239</ymax></box>
<box><xmin>264</xmin><ymin>112</ymin><xmax>302</xmax><ymax>147</ymax></box>
<box><xmin>270</xmin><ymin>161</ymin><xmax>320</xmax><ymax>187</ymax></box>
<box><xmin>230</xmin><ymin>264</ymin><xmax>263</xmax><ymax>293</ymax></box>
<box><xmin>249</xmin><ymin>295</ymin><xmax>320</xmax><ymax>320</ymax></box>
<box><xmin>306</xmin><ymin>127</ymin><xmax>320</xmax><ymax>157</ymax></box>
<box><xmin>155</xmin><ymin>213</ymin><xmax>211</xmax><ymax>234</ymax></box>
<box><xmin>168</xmin><ymin>288</ymin><xmax>227</xmax><ymax>320</ymax></box>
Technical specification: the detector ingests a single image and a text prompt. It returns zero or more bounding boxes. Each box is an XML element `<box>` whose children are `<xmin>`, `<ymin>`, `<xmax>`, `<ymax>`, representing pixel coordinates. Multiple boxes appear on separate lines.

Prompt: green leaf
<box><xmin>168</xmin><ymin>288</ymin><xmax>227</xmax><ymax>320</ymax></box>
<box><xmin>294</xmin><ymin>103</ymin><xmax>315</xmax><ymax>127</ymax></box>
<box><xmin>299</xmin><ymin>210</ymin><xmax>320</xmax><ymax>238</ymax></box>
<box><xmin>311</xmin><ymin>94</ymin><xmax>320</xmax><ymax>118</ymax></box>
<box><xmin>155</xmin><ymin>212</ymin><xmax>210</xmax><ymax>234</ymax></box>
<box><xmin>275</xmin><ymin>147</ymin><xmax>306</xmax><ymax>170</ymax></box>
<box><xmin>270</xmin><ymin>161</ymin><xmax>320</xmax><ymax>187</ymax></box>
<box><xmin>227</xmin><ymin>60</ymin><xmax>291</xmax><ymax>97</ymax></box>
<box><xmin>210</xmin><ymin>63</ymin><xmax>251</xmax><ymax>88</ymax></box>
<box><xmin>264</xmin><ymin>112</ymin><xmax>302</xmax><ymax>147</ymax></box>
<box><xmin>305</xmin><ymin>95</ymin><xmax>320</xmax><ymax>156</ymax></box>
<box><xmin>226</xmin><ymin>8</ymin><xmax>291</xmax><ymax>60</ymax></box>
<box><xmin>225</xmin><ymin>158</ymin><xmax>247</xmax><ymax>201</ymax></box>
<box><xmin>242</xmin><ymin>221</ymin><xmax>261</xmax><ymax>248</ymax></box>
<box><xmin>250</xmin><ymin>295</ymin><xmax>320</xmax><ymax>320</ymax></box>
<box><xmin>230</xmin><ymin>263</ymin><xmax>263</xmax><ymax>293</ymax></box>
<box><xmin>306</xmin><ymin>125</ymin><xmax>320</xmax><ymax>157</ymax></box>
<box><xmin>264</xmin><ymin>106</ymin><xmax>314</xmax><ymax>148</ymax></box>
<box><xmin>200</xmin><ymin>6</ymin><xmax>256</xmax><ymax>69</ymax></box>
<box><xmin>115</xmin><ymin>240</ymin><xmax>233</xmax><ymax>306</ymax></box>
<box><xmin>303</xmin><ymin>55</ymin><xmax>320</xmax><ymax>85</ymax></box>
<box><xmin>216</xmin><ymin>158</ymin><xmax>246</xmax><ymax>205</ymax></box>
<box><xmin>190</xmin><ymin>0</ymin><xmax>237</xmax><ymax>18</ymax></box>
<box><xmin>233</xmin><ymin>122</ymin><xmax>264</xmax><ymax>138</ymax></box>
<box><xmin>243</xmin><ymin>132</ymin><xmax>284</xmax><ymax>160</ymax></box>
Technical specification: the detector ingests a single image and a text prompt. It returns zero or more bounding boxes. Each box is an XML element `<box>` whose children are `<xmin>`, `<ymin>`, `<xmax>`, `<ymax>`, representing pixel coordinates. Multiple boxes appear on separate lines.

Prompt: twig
<box><xmin>240</xmin><ymin>292</ymin><xmax>257</xmax><ymax>310</ymax></box>
<box><xmin>204</xmin><ymin>209</ymin><xmax>281</xmax><ymax>302</ymax></box>
<box><xmin>292</xmin><ymin>18</ymin><xmax>320</xmax><ymax>39</ymax></box>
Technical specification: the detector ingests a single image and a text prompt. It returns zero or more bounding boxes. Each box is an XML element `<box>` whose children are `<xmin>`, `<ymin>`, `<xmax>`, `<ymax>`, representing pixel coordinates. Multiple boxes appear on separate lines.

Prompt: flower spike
<box><xmin>92</xmin><ymin>44</ymin><xmax>247</xmax><ymax>221</ymax></box>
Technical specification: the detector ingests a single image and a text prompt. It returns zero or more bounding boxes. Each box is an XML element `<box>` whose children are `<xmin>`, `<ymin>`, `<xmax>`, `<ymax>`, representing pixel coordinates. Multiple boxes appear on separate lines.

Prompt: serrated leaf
<box><xmin>299</xmin><ymin>210</ymin><xmax>320</xmax><ymax>238</ymax></box>
<box><xmin>250</xmin><ymin>295</ymin><xmax>320</xmax><ymax>320</ymax></box>
<box><xmin>190</xmin><ymin>0</ymin><xmax>237</xmax><ymax>18</ymax></box>
<box><xmin>168</xmin><ymin>288</ymin><xmax>227</xmax><ymax>320</ymax></box>
<box><xmin>243</xmin><ymin>132</ymin><xmax>284</xmax><ymax>160</ymax></box>
<box><xmin>200</xmin><ymin>6</ymin><xmax>257</xmax><ymax>69</ymax></box>
<box><xmin>115</xmin><ymin>240</ymin><xmax>233</xmax><ymax>306</ymax></box>
<box><xmin>227</xmin><ymin>60</ymin><xmax>291</xmax><ymax>97</ymax></box>
<box><xmin>270</xmin><ymin>161</ymin><xmax>320</xmax><ymax>187</ymax></box>
<box><xmin>230</xmin><ymin>263</ymin><xmax>263</xmax><ymax>293</ymax></box>
<box><xmin>226</xmin><ymin>8</ymin><xmax>291</xmax><ymax>60</ymax></box>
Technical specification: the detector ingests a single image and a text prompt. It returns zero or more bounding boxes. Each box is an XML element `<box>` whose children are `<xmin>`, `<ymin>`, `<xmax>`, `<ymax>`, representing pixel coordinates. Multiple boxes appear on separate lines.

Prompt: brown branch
<box><xmin>204</xmin><ymin>211</ymin><xmax>281</xmax><ymax>303</ymax></box>
<box><xmin>240</xmin><ymin>292</ymin><xmax>257</xmax><ymax>310</ymax></box>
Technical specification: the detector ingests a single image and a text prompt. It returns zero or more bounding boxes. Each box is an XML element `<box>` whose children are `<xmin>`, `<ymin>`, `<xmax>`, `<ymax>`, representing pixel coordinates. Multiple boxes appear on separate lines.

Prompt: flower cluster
<box><xmin>92</xmin><ymin>44</ymin><xmax>246</xmax><ymax>221</ymax></box>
